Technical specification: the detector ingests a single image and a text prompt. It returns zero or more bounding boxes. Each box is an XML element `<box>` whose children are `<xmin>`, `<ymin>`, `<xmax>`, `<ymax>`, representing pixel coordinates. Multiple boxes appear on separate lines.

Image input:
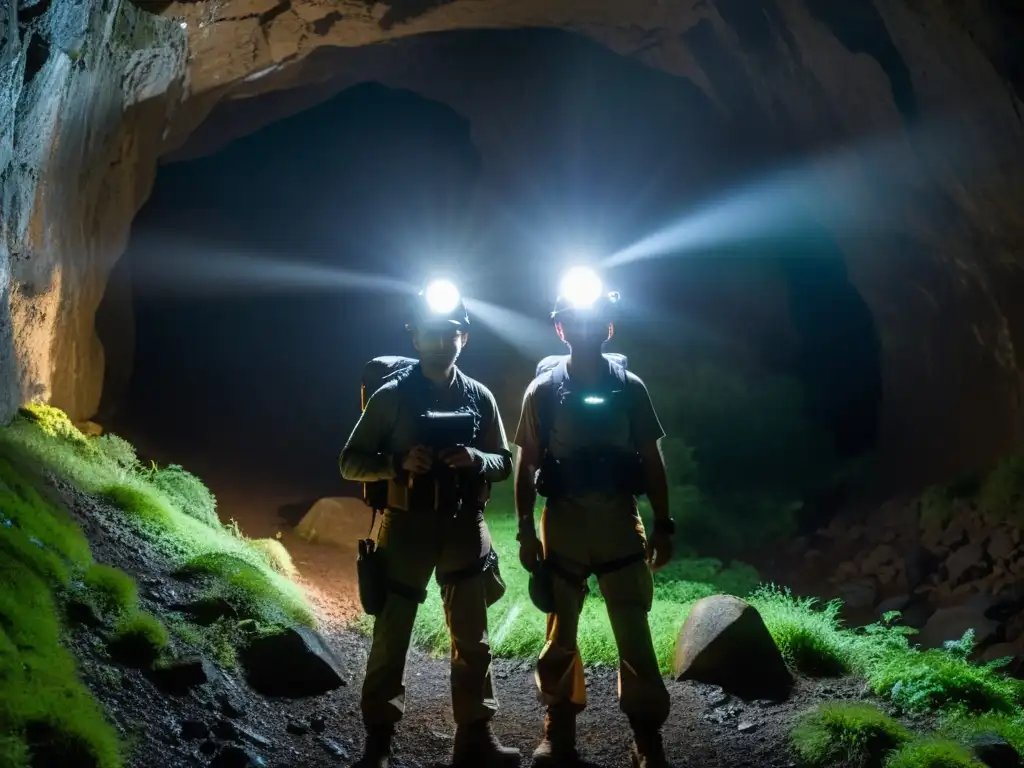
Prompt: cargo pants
<box><xmin>536</xmin><ymin>498</ymin><xmax>671</xmax><ymax>726</ymax></box>
<box><xmin>361</xmin><ymin>505</ymin><xmax>506</xmax><ymax>727</ymax></box>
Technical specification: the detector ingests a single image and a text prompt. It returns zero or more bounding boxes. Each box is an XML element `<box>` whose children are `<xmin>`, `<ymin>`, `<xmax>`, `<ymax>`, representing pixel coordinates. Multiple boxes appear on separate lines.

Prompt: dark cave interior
<box><xmin>96</xmin><ymin>29</ymin><xmax>883</xmax><ymax>524</ymax></box>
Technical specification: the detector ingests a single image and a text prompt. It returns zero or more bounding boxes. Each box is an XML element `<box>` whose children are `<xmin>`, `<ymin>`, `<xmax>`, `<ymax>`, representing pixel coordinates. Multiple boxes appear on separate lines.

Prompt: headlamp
<box><xmin>558</xmin><ymin>266</ymin><xmax>604</xmax><ymax>309</ymax></box>
<box><xmin>423</xmin><ymin>279</ymin><xmax>461</xmax><ymax>315</ymax></box>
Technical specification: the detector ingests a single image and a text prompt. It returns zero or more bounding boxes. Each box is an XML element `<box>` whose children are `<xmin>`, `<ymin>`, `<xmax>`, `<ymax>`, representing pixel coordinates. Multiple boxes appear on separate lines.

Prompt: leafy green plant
<box><xmin>869</xmin><ymin>630</ymin><xmax>1024</xmax><ymax>714</ymax></box>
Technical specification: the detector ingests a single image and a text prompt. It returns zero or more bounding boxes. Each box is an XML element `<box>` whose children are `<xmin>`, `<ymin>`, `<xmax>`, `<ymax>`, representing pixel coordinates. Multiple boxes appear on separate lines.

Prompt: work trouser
<box><xmin>361</xmin><ymin>506</ymin><xmax>506</xmax><ymax>728</ymax></box>
<box><xmin>537</xmin><ymin>497</ymin><xmax>670</xmax><ymax>728</ymax></box>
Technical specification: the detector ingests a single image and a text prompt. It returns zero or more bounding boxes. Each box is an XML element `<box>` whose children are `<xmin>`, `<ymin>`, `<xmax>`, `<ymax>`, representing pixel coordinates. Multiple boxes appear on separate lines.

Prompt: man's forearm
<box><xmin>338</xmin><ymin>449</ymin><xmax>397</xmax><ymax>483</ymax></box>
<box><xmin>473</xmin><ymin>448</ymin><xmax>513</xmax><ymax>483</ymax></box>
<box><xmin>514</xmin><ymin>460</ymin><xmax>538</xmax><ymax>535</ymax></box>
<box><xmin>644</xmin><ymin>461</ymin><xmax>671</xmax><ymax>522</ymax></box>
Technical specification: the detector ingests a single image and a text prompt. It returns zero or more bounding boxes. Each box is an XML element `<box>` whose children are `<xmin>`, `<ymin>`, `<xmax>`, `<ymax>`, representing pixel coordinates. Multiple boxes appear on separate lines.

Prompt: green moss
<box><xmin>141</xmin><ymin>464</ymin><xmax>219</xmax><ymax>528</ymax></box>
<box><xmin>109</xmin><ymin>612</ymin><xmax>169</xmax><ymax>667</ymax></box>
<box><xmin>248</xmin><ymin>538</ymin><xmax>297</xmax><ymax>577</ymax></box>
<box><xmin>0</xmin><ymin>456</ymin><xmax>122</xmax><ymax>768</ymax></box>
<box><xmin>18</xmin><ymin>403</ymin><xmax>91</xmax><ymax>446</ymax></box>
<box><xmin>175</xmin><ymin>552</ymin><xmax>314</xmax><ymax>628</ymax></box>
<box><xmin>95</xmin><ymin>434</ymin><xmax>140</xmax><ymax>472</ymax></box>
<box><xmin>0</xmin><ymin>407</ymin><xmax>320</xmax><ymax>766</ymax></box>
<box><xmin>885</xmin><ymin>740</ymin><xmax>983</xmax><ymax>768</ymax></box>
<box><xmin>166</xmin><ymin>615</ymin><xmax>241</xmax><ymax>669</ymax></box>
<box><xmin>83</xmin><ymin>564</ymin><xmax>139</xmax><ymax>617</ymax></box>
<box><xmin>791</xmin><ymin>702</ymin><xmax>910</xmax><ymax>768</ymax></box>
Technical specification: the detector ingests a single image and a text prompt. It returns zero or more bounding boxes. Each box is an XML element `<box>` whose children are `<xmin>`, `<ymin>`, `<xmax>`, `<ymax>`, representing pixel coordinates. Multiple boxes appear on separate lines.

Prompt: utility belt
<box><xmin>535</xmin><ymin>451</ymin><xmax>646</xmax><ymax>500</ymax></box>
<box><xmin>357</xmin><ymin>540</ymin><xmax>500</xmax><ymax>615</ymax></box>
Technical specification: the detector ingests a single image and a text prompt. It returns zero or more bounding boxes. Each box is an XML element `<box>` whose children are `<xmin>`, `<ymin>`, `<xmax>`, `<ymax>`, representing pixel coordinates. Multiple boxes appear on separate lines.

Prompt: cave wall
<box><xmin>1</xmin><ymin>0</ymin><xmax>1023</xmax><ymax>491</ymax></box>
<box><xmin>2</xmin><ymin>0</ymin><xmax>186</xmax><ymax>420</ymax></box>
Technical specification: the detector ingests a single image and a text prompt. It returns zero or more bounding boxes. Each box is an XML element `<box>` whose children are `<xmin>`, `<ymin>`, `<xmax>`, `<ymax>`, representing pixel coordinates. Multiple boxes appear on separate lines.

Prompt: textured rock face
<box><xmin>1</xmin><ymin>0</ymin><xmax>186</xmax><ymax>419</ymax></box>
<box><xmin>1</xmin><ymin>0</ymin><xmax>1023</xmax><ymax>491</ymax></box>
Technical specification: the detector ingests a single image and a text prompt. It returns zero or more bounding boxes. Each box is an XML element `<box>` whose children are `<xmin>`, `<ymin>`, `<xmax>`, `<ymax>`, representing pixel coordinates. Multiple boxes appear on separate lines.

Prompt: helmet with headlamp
<box><xmin>551</xmin><ymin>266</ymin><xmax>620</xmax><ymax>324</ymax></box>
<box><xmin>407</xmin><ymin>278</ymin><xmax>470</xmax><ymax>330</ymax></box>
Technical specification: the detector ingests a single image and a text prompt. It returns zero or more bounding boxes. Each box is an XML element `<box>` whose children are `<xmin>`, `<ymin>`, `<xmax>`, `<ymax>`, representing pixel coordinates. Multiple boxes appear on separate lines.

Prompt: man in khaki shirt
<box><xmin>340</xmin><ymin>282</ymin><xmax>520</xmax><ymax>768</ymax></box>
<box><xmin>514</xmin><ymin>273</ymin><xmax>674</xmax><ymax>768</ymax></box>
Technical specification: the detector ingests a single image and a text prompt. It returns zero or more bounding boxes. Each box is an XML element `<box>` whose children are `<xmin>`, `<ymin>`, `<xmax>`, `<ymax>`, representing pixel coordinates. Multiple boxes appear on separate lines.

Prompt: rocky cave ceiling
<box><xmin>1</xmin><ymin>0</ymin><xmax>1023</xmax><ymax>492</ymax></box>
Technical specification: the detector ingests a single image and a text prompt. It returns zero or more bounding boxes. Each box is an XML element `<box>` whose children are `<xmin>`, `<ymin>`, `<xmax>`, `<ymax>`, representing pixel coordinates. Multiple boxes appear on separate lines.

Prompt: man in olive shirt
<box><xmin>514</xmin><ymin>274</ymin><xmax>674</xmax><ymax>768</ymax></box>
<box><xmin>340</xmin><ymin>283</ymin><xmax>520</xmax><ymax>768</ymax></box>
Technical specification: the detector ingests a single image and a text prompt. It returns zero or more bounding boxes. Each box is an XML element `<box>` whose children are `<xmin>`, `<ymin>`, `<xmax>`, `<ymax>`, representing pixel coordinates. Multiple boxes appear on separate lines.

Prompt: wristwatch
<box><xmin>653</xmin><ymin>518</ymin><xmax>675</xmax><ymax>537</ymax></box>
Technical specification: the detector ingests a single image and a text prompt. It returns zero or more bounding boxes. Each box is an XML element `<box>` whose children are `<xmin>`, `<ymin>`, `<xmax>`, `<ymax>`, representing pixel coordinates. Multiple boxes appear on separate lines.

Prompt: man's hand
<box><xmin>518</xmin><ymin>530</ymin><xmax>544</xmax><ymax>572</ymax></box>
<box><xmin>439</xmin><ymin>446</ymin><xmax>481</xmax><ymax>470</ymax></box>
<box><xmin>402</xmin><ymin>445</ymin><xmax>434</xmax><ymax>475</ymax></box>
<box><xmin>646</xmin><ymin>530</ymin><xmax>673</xmax><ymax>573</ymax></box>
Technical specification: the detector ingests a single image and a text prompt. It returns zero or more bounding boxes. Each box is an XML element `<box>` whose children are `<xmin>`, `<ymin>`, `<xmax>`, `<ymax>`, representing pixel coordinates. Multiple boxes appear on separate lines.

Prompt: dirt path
<box><xmin>219</xmin><ymin>489</ymin><xmax>828</xmax><ymax>767</ymax></box>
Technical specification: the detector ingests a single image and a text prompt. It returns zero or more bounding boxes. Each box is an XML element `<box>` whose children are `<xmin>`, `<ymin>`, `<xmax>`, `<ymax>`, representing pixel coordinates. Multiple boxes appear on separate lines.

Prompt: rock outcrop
<box><xmin>2</xmin><ymin>0</ymin><xmax>1023</xmax><ymax>493</ymax></box>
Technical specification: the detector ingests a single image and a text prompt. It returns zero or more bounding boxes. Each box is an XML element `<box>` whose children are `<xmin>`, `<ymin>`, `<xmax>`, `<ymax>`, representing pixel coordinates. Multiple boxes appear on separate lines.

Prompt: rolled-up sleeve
<box><xmin>338</xmin><ymin>386</ymin><xmax>398</xmax><ymax>483</ymax></box>
<box><xmin>473</xmin><ymin>387</ymin><xmax>513</xmax><ymax>482</ymax></box>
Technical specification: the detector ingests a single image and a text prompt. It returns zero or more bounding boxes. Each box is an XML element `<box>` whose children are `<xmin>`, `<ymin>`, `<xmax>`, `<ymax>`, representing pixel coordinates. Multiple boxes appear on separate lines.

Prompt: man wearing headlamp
<box><xmin>514</xmin><ymin>267</ymin><xmax>674</xmax><ymax>768</ymax></box>
<box><xmin>340</xmin><ymin>280</ymin><xmax>520</xmax><ymax>768</ymax></box>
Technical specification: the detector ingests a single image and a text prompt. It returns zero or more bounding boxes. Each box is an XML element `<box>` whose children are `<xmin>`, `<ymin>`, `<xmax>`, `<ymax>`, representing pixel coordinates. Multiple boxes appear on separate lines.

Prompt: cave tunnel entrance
<box><xmin>96</xmin><ymin>28</ymin><xmax>883</xmax><ymax>543</ymax></box>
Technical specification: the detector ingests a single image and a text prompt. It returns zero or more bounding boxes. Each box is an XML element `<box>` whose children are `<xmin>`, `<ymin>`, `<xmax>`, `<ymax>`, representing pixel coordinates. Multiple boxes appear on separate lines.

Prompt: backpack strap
<box><xmin>538</xmin><ymin>358</ymin><xmax>568</xmax><ymax>456</ymax></box>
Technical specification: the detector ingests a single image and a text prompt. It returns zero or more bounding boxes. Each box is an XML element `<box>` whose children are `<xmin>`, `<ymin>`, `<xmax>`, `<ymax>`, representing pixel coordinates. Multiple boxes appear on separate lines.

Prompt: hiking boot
<box><xmin>353</xmin><ymin>725</ymin><xmax>393</xmax><ymax>768</ymax></box>
<box><xmin>630</xmin><ymin>726</ymin><xmax>668</xmax><ymax>768</ymax></box>
<box><xmin>452</xmin><ymin>719</ymin><xmax>521</xmax><ymax>767</ymax></box>
<box><xmin>531</xmin><ymin>706</ymin><xmax>579</xmax><ymax>767</ymax></box>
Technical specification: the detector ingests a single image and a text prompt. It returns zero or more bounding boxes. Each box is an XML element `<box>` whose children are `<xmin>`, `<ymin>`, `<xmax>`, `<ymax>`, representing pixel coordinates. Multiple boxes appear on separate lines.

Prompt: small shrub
<box><xmin>885</xmin><ymin>740</ymin><xmax>983</xmax><ymax>768</ymax></box>
<box><xmin>83</xmin><ymin>565</ymin><xmax>139</xmax><ymax>617</ymax></box>
<box><xmin>249</xmin><ymin>538</ymin><xmax>297</xmax><ymax>578</ymax></box>
<box><xmin>142</xmin><ymin>464</ymin><xmax>219</xmax><ymax>529</ymax></box>
<box><xmin>791</xmin><ymin>702</ymin><xmax>910</xmax><ymax>768</ymax></box>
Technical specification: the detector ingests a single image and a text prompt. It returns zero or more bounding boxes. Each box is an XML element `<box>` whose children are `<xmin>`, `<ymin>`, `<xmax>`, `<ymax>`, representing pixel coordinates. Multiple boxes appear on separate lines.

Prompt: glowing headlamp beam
<box><xmin>559</xmin><ymin>266</ymin><xmax>603</xmax><ymax>309</ymax></box>
<box><xmin>424</xmin><ymin>279</ymin><xmax>461</xmax><ymax>315</ymax></box>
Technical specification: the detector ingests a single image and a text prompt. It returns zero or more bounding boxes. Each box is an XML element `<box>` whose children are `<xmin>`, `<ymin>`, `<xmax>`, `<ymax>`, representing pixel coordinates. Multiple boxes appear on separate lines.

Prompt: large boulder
<box><xmin>240</xmin><ymin>626</ymin><xmax>346</xmax><ymax>698</ymax></box>
<box><xmin>673</xmin><ymin>595</ymin><xmax>793</xmax><ymax>701</ymax></box>
<box><xmin>294</xmin><ymin>497</ymin><xmax>369</xmax><ymax>548</ymax></box>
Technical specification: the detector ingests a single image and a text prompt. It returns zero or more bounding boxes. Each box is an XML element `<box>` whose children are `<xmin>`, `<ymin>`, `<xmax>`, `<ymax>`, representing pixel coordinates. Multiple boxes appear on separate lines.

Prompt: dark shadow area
<box><xmin>99</xmin><ymin>28</ymin><xmax>883</xmax><ymax>546</ymax></box>
<box><xmin>106</xmin><ymin>82</ymin><xmax>483</xmax><ymax>499</ymax></box>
